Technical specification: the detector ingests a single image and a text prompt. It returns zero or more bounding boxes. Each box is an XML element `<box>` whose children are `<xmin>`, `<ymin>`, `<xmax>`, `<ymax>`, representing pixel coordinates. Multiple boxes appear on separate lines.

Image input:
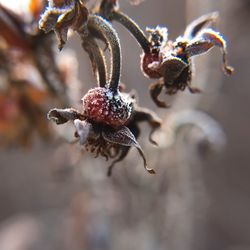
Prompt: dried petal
<box><xmin>102</xmin><ymin>126</ymin><xmax>155</xmax><ymax>174</ymax></box>
<box><xmin>74</xmin><ymin>119</ymin><xmax>92</xmax><ymax>145</ymax></box>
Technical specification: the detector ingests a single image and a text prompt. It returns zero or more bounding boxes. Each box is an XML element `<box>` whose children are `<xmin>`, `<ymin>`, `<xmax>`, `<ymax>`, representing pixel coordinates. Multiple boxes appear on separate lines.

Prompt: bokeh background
<box><xmin>0</xmin><ymin>0</ymin><xmax>249</xmax><ymax>250</ymax></box>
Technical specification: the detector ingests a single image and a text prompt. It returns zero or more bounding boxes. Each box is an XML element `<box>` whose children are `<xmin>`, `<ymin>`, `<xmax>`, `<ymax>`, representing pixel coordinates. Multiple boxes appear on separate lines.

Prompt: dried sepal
<box><xmin>149</xmin><ymin>81</ymin><xmax>166</xmax><ymax>108</ymax></box>
<box><xmin>161</xmin><ymin>57</ymin><xmax>194</xmax><ymax>95</ymax></box>
<box><xmin>107</xmin><ymin>146</ymin><xmax>130</xmax><ymax>176</ymax></box>
<box><xmin>160</xmin><ymin>56</ymin><xmax>188</xmax><ymax>82</ymax></box>
<box><xmin>186</xmin><ymin>29</ymin><xmax>234</xmax><ymax>75</ymax></box>
<box><xmin>132</xmin><ymin>106</ymin><xmax>162</xmax><ymax>146</ymax></box>
<box><xmin>47</xmin><ymin>108</ymin><xmax>84</xmax><ymax>124</ymax></box>
<box><xmin>102</xmin><ymin>126</ymin><xmax>155</xmax><ymax>174</ymax></box>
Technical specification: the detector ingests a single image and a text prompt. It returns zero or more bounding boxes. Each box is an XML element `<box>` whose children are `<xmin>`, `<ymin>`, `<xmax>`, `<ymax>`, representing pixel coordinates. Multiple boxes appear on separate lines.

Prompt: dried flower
<box><xmin>142</xmin><ymin>12</ymin><xmax>234</xmax><ymax>107</ymax></box>
<box><xmin>39</xmin><ymin>0</ymin><xmax>89</xmax><ymax>50</ymax></box>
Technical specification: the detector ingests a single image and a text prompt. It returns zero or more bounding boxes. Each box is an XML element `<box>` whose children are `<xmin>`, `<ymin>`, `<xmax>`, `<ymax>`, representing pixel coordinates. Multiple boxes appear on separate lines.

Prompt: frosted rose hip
<box><xmin>81</xmin><ymin>87</ymin><xmax>133</xmax><ymax>127</ymax></box>
<box><xmin>141</xmin><ymin>51</ymin><xmax>162</xmax><ymax>79</ymax></box>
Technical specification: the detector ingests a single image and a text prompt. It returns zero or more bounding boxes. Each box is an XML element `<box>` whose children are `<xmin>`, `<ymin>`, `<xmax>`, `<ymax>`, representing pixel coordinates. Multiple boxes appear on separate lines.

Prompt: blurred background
<box><xmin>0</xmin><ymin>0</ymin><xmax>249</xmax><ymax>250</ymax></box>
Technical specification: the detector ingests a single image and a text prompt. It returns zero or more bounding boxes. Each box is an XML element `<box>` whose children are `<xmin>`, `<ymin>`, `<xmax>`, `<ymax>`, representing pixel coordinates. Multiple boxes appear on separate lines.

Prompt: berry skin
<box><xmin>81</xmin><ymin>87</ymin><xmax>133</xmax><ymax>127</ymax></box>
<box><xmin>141</xmin><ymin>51</ymin><xmax>162</xmax><ymax>79</ymax></box>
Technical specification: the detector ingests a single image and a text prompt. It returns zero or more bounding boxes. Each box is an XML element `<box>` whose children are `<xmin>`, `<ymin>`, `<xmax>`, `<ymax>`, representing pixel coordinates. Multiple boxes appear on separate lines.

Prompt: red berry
<box><xmin>141</xmin><ymin>51</ymin><xmax>162</xmax><ymax>79</ymax></box>
<box><xmin>81</xmin><ymin>87</ymin><xmax>133</xmax><ymax>127</ymax></box>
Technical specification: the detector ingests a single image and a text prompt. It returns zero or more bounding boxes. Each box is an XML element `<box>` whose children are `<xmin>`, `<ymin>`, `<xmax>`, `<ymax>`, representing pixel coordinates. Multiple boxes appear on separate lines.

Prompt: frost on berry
<box><xmin>81</xmin><ymin>87</ymin><xmax>133</xmax><ymax>127</ymax></box>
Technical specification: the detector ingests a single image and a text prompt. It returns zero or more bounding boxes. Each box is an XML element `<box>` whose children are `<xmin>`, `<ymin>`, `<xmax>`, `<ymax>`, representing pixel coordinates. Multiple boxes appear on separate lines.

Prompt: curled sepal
<box><xmin>39</xmin><ymin>0</ymin><xmax>89</xmax><ymax>50</ymax></box>
<box><xmin>186</xmin><ymin>29</ymin><xmax>234</xmax><ymax>75</ymax></box>
<box><xmin>149</xmin><ymin>81</ymin><xmax>167</xmax><ymax>108</ymax></box>
<box><xmin>107</xmin><ymin>147</ymin><xmax>130</xmax><ymax>176</ymax></box>
<box><xmin>184</xmin><ymin>12</ymin><xmax>219</xmax><ymax>40</ymax></box>
<box><xmin>102</xmin><ymin>126</ymin><xmax>155</xmax><ymax>174</ymax></box>
<box><xmin>133</xmin><ymin>107</ymin><xmax>162</xmax><ymax>145</ymax></box>
<box><xmin>74</xmin><ymin>119</ymin><xmax>93</xmax><ymax>145</ymax></box>
<box><xmin>47</xmin><ymin>108</ymin><xmax>84</xmax><ymax>124</ymax></box>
